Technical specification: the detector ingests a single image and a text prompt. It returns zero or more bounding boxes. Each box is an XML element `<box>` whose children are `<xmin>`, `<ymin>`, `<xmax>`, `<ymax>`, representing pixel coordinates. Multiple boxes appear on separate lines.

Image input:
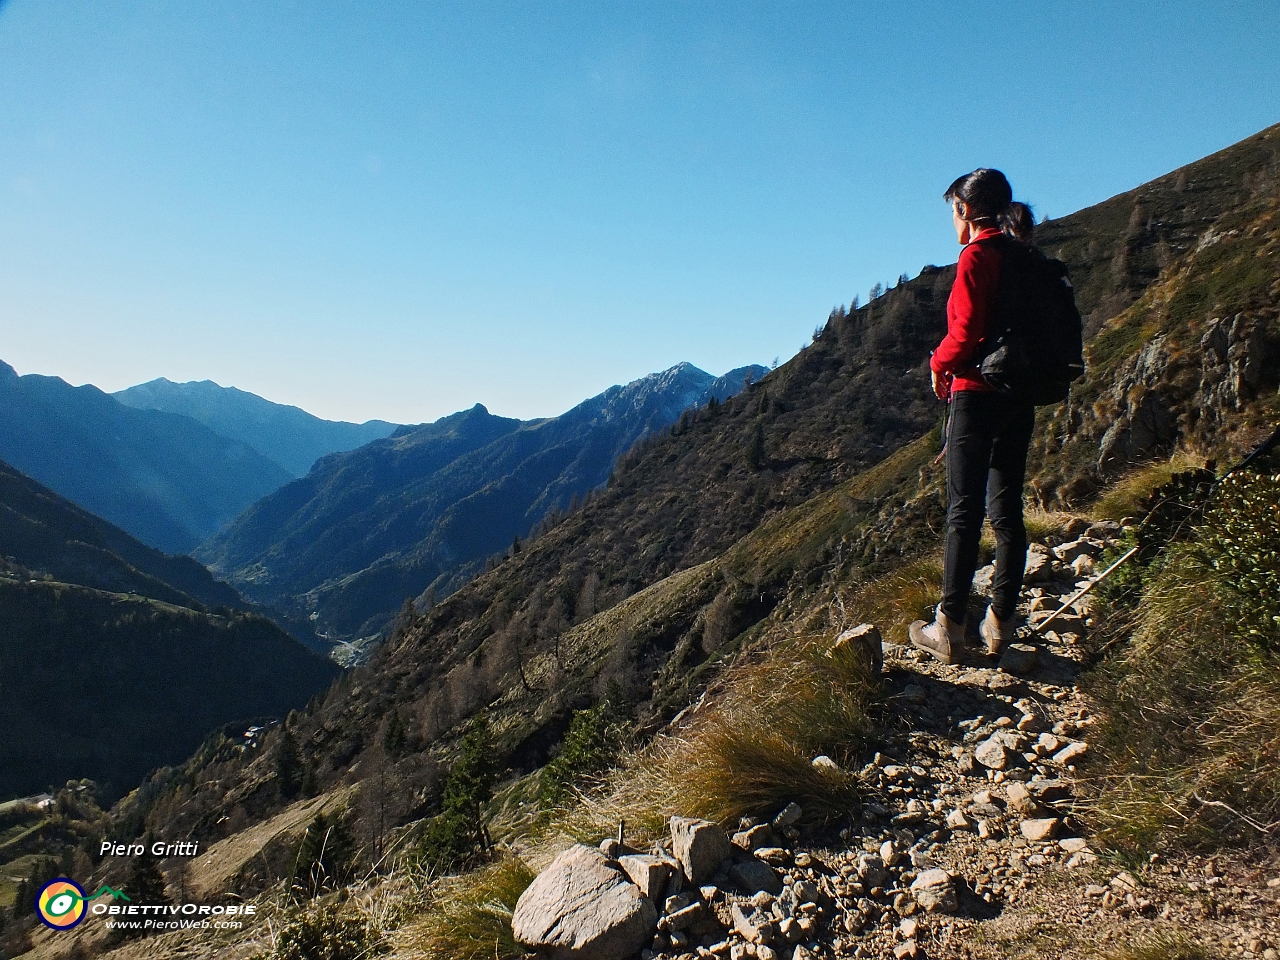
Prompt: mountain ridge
<box><xmin>0</xmin><ymin>362</ymin><xmax>293</xmax><ymax>554</ymax></box>
<box><xmin>198</xmin><ymin>362</ymin><xmax>768</xmax><ymax>649</ymax></box>
<box><xmin>113</xmin><ymin>377</ymin><xmax>399</xmax><ymax>477</ymax></box>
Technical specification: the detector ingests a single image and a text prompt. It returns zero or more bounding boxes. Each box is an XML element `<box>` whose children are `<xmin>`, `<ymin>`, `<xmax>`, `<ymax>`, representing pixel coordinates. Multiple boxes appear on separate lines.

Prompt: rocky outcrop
<box><xmin>1199</xmin><ymin>313</ymin><xmax>1280</xmax><ymax>413</ymax></box>
<box><xmin>1097</xmin><ymin>337</ymin><xmax>1180</xmax><ymax>474</ymax></box>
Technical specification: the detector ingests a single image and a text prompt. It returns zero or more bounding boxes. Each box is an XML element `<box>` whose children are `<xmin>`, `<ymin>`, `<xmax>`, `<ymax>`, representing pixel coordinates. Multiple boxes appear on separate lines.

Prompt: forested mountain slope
<box><xmin>0</xmin><ymin>462</ymin><xmax>339</xmax><ymax>801</ymax></box>
<box><xmin>198</xmin><ymin>363</ymin><xmax>766</xmax><ymax>648</ymax></box>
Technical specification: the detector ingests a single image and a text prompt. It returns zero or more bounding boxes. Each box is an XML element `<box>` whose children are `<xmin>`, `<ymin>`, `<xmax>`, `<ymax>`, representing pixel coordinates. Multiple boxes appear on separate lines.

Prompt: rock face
<box><xmin>512</xmin><ymin>845</ymin><xmax>658</xmax><ymax>960</ymax></box>
<box><xmin>670</xmin><ymin>817</ymin><xmax>732</xmax><ymax>884</ymax></box>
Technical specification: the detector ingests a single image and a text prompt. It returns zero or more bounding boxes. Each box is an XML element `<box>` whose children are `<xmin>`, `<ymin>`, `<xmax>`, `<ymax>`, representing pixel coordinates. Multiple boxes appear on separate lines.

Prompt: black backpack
<box><xmin>974</xmin><ymin>235</ymin><xmax>1085</xmax><ymax>406</ymax></box>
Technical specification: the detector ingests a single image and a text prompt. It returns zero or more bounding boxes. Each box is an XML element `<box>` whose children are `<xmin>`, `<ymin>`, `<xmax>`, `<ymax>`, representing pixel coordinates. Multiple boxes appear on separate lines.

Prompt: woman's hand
<box><xmin>931</xmin><ymin>367</ymin><xmax>952</xmax><ymax>401</ymax></box>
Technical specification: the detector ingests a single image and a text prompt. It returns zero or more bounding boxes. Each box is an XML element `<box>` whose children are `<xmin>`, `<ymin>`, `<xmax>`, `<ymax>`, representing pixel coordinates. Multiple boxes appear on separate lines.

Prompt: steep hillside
<box><xmin>0</xmin><ymin>578</ymin><xmax>339</xmax><ymax>801</ymax></box>
<box><xmin>114</xmin><ymin>122</ymin><xmax>1280</xmax><ymax>854</ymax></box>
<box><xmin>0</xmin><ymin>460</ymin><xmax>341</xmax><ymax>801</ymax></box>
<box><xmin>0</xmin><ymin>363</ymin><xmax>292</xmax><ymax>553</ymax></box>
<box><xmin>198</xmin><ymin>363</ymin><xmax>767</xmax><ymax>648</ymax></box>
<box><xmin>0</xmin><ymin>458</ymin><xmax>243</xmax><ymax>611</ymax></box>
<box><xmin>113</xmin><ymin>377</ymin><xmax>398</xmax><ymax>477</ymax></box>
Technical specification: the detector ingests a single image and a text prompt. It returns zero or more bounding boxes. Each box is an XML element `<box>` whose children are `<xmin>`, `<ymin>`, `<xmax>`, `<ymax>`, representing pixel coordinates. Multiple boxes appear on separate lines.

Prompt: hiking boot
<box><xmin>909</xmin><ymin>607</ymin><xmax>964</xmax><ymax>664</ymax></box>
<box><xmin>979</xmin><ymin>606</ymin><xmax>1018</xmax><ymax>656</ymax></box>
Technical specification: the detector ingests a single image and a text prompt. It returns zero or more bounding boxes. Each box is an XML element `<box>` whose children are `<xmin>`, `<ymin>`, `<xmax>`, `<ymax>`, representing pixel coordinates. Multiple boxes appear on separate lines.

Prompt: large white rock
<box><xmin>512</xmin><ymin>845</ymin><xmax>657</xmax><ymax>960</ymax></box>
<box><xmin>670</xmin><ymin>816</ymin><xmax>732</xmax><ymax>884</ymax></box>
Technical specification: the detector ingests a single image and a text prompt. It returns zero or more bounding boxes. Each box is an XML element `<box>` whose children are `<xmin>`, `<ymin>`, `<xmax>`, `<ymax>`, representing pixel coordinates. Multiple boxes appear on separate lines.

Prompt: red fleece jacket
<box><xmin>930</xmin><ymin>226</ymin><xmax>1004</xmax><ymax>396</ymax></box>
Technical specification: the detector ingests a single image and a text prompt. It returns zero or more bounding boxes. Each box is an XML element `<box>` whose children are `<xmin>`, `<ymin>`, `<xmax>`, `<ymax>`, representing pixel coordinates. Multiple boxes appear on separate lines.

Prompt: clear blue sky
<box><xmin>1</xmin><ymin>1</ymin><xmax>1277</xmax><ymax>424</ymax></box>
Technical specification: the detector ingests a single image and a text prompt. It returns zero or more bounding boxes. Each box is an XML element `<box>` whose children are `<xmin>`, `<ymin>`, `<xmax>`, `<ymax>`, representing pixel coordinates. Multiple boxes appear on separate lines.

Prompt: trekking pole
<box><xmin>1031</xmin><ymin>545</ymin><xmax>1138</xmax><ymax>634</ymax></box>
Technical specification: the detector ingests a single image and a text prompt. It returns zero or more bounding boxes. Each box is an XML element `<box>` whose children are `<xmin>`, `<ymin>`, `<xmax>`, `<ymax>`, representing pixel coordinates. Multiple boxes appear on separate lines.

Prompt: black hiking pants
<box><xmin>940</xmin><ymin>390</ymin><xmax>1036</xmax><ymax>625</ymax></box>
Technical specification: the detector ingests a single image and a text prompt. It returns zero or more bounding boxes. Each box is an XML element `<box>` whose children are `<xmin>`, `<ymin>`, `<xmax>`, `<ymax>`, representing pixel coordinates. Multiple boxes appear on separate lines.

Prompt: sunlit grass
<box><xmin>400</xmin><ymin>856</ymin><xmax>535</xmax><ymax>960</ymax></box>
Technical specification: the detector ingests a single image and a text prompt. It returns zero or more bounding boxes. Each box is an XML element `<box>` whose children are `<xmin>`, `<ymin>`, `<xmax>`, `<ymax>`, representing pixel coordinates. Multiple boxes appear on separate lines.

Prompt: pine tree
<box><xmin>293</xmin><ymin>811</ymin><xmax>355</xmax><ymax>899</ymax></box>
<box><xmin>383</xmin><ymin>710</ymin><xmax>406</xmax><ymax>757</ymax></box>
<box><xmin>276</xmin><ymin>726</ymin><xmax>301</xmax><ymax>801</ymax></box>
<box><xmin>415</xmin><ymin>718</ymin><xmax>498</xmax><ymax>870</ymax></box>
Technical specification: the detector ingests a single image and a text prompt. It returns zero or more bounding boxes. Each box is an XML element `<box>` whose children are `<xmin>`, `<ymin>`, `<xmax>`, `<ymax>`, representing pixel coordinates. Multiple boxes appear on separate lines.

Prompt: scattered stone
<box><xmin>894</xmin><ymin>941</ymin><xmax>920</xmax><ymax>959</ymax></box>
<box><xmin>910</xmin><ymin>869</ymin><xmax>958</xmax><ymax>913</ymax></box>
<box><xmin>1020</xmin><ymin>818</ymin><xmax>1060</xmax><ymax>842</ymax></box>
<box><xmin>956</xmin><ymin>752</ymin><xmax>978</xmax><ymax>775</ymax></box>
<box><xmin>1111</xmin><ymin>871</ymin><xmax>1139</xmax><ymax>892</ymax></box>
<box><xmin>811</xmin><ymin>755</ymin><xmax>841</xmax><ymax>773</ymax></box>
<box><xmin>856</xmin><ymin>854</ymin><xmax>888</xmax><ymax>888</ymax></box>
<box><xmin>773</xmin><ymin>803</ymin><xmax>803</xmax><ymax>830</ymax></box>
<box><xmin>945</xmin><ymin>808</ymin><xmax>972</xmax><ymax>831</ymax></box>
<box><xmin>1053</xmin><ymin>741</ymin><xmax>1089</xmax><ymax>765</ymax></box>
<box><xmin>1058</xmin><ymin>837</ymin><xmax>1089</xmax><ymax>854</ymax></box>
<box><xmin>1028</xmin><ymin>779</ymin><xmax>1073</xmax><ymax>803</ymax></box>
<box><xmin>1084</xmin><ymin>884</ymin><xmax>1108</xmax><ymax>898</ymax></box>
<box><xmin>670</xmin><ymin>817</ymin><xmax>733</xmax><ymax>884</ymax></box>
<box><xmin>660</xmin><ymin>900</ymin><xmax>704</xmax><ymax>932</ymax></box>
<box><xmin>1000</xmin><ymin>643</ymin><xmax>1039</xmax><ymax>675</ymax></box>
<box><xmin>880</xmin><ymin>840</ymin><xmax>901</xmax><ymax>866</ymax></box>
<box><xmin>619</xmin><ymin>854</ymin><xmax>675</xmax><ymax>901</ymax></box>
<box><xmin>973</xmin><ymin>563</ymin><xmax>995</xmax><ymax>597</ymax></box>
<box><xmin>730</xmin><ymin>859</ymin><xmax>784</xmax><ymax>895</ymax></box>
<box><xmin>756</xmin><ymin>847</ymin><xmax>791</xmax><ymax>866</ymax></box>
<box><xmin>733</xmin><ymin>824</ymin><xmax>775</xmax><ymax>851</ymax></box>
<box><xmin>512</xmin><ymin>845</ymin><xmax>659</xmax><ymax>960</ymax></box>
<box><xmin>730</xmin><ymin>902</ymin><xmax>774</xmax><ymax>944</ymax></box>
<box><xmin>832</xmin><ymin>623</ymin><xmax>884</xmax><ymax>675</ymax></box>
<box><xmin>1024</xmin><ymin>543</ymin><xmax>1053</xmax><ymax>583</ymax></box>
<box><xmin>974</xmin><ymin>738</ymin><xmax>1011</xmax><ymax>770</ymax></box>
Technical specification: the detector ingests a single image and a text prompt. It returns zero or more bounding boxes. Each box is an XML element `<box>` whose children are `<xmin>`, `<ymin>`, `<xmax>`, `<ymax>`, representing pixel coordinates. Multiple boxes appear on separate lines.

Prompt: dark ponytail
<box><xmin>944</xmin><ymin>168</ymin><xmax>1035</xmax><ymax>243</ymax></box>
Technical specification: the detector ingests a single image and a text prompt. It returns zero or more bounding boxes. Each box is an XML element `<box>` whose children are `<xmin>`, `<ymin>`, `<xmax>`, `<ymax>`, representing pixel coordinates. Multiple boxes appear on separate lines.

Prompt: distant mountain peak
<box><xmin>114</xmin><ymin>378</ymin><xmax>400</xmax><ymax>477</ymax></box>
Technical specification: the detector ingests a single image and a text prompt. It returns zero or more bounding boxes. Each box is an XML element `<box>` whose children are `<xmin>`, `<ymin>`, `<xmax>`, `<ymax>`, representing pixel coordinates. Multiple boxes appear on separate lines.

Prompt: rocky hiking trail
<box><xmin>510</xmin><ymin>521</ymin><xmax>1280</xmax><ymax>960</ymax></box>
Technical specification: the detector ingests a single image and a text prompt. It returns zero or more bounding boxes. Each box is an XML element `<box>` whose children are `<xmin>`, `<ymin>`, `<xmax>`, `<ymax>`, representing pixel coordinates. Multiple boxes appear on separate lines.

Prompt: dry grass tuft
<box><xmin>843</xmin><ymin>559</ymin><xmax>942</xmax><ymax>646</ymax></box>
<box><xmin>1093</xmin><ymin>454</ymin><xmax>1203</xmax><ymax>521</ymax></box>
<box><xmin>564</xmin><ymin>613</ymin><xmax>880</xmax><ymax>840</ymax></box>
<box><xmin>400</xmin><ymin>856</ymin><xmax>535</xmax><ymax>960</ymax></box>
<box><xmin>1094</xmin><ymin>932</ymin><xmax>1218</xmax><ymax>960</ymax></box>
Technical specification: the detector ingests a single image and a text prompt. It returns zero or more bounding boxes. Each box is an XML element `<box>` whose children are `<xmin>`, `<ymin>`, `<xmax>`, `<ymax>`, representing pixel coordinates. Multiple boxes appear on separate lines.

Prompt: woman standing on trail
<box><xmin>909</xmin><ymin>169</ymin><xmax>1037</xmax><ymax>664</ymax></box>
